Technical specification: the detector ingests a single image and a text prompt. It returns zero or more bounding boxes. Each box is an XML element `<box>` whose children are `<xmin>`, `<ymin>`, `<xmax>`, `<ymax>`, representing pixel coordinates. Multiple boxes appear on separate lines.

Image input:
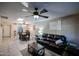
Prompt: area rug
<box><xmin>20</xmin><ymin>47</ymin><xmax>31</xmax><ymax>56</ymax></box>
<box><xmin>20</xmin><ymin>47</ymin><xmax>59</xmax><ymax>56</ymax></box>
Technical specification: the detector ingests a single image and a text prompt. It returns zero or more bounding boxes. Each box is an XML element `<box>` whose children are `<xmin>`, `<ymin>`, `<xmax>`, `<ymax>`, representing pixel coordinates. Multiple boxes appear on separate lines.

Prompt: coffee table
<box><xmin>28</xmin><ymin>42</ymin><xmax>45</xmax><ymax>56</ymax></box>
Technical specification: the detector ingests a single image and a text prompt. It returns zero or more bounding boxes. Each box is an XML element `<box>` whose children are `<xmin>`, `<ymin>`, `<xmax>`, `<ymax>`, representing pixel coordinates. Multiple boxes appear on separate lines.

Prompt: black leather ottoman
<box><xmin>28</xmin><ymin>42</ymin><xmax>45</xmax><ymax>56</ymax></box>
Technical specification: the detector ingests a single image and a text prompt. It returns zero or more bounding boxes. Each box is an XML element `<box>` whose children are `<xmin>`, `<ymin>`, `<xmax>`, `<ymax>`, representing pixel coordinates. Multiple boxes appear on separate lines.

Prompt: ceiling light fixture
<box><xmin>17</xmin><ymin>18</ymin><xmax>24</xmax><ymax>24</ymax></box>
<box><xmin>34</xmin><ymin>15</ymin><xmax>39</xmax><ymax>19</ymax></box>
<box><xmin>18</xmin><ymin>18</ymin><xmax>23</xmax><ymax>21</ymax></box>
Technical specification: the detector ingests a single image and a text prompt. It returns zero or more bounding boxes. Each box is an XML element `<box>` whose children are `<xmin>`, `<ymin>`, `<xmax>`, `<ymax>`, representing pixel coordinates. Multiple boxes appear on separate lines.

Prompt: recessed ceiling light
<box><xmin>17</xmin><ymin>18</ymin><xmax>23</xmax><ymax>21</ymax></box>
<box><xmin>22</xmin><ymin>9</ymin><xmax>28</xmax><ymax>12</ymax></box>
<box><xmin>21</xmin><ymin>2</ymin><xmax>29</xmax><ymax>8</ymax></box>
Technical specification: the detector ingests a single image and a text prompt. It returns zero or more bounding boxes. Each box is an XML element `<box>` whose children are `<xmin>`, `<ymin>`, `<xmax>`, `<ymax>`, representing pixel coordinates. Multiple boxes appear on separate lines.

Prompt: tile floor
<box><xmin>0</xmin><ymin>36</ymin><xmax>59</xmax><ymax>56</ymax></box>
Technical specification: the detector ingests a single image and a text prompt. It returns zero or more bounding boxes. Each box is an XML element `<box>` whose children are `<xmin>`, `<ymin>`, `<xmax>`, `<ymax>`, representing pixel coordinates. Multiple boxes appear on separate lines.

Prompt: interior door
<box><xmin>2</xmin><ymin>25</ymin><xmax>11</xmax><ymax>38</ymax></box>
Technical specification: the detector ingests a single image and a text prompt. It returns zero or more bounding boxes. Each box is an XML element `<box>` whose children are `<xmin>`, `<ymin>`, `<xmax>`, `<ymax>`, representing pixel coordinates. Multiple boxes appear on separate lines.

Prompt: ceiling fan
<box><xmin>14</xmin><ymin>3</ymin><xmax>49</xmax><ymax>25</ymax></box>
<box><xmin>21</xmin><ymin>2</ymin><xmax>49</xmax><ymax>19</ymax></box>
<box><xmin>33</xmin><ymin>8</ymin><xmax>48</xmax><ymax>18</ymax></box>
<box><xmin>23</xmin><ymin>7</ymin><xmax>48</xmax><ymax>19</ymax></box>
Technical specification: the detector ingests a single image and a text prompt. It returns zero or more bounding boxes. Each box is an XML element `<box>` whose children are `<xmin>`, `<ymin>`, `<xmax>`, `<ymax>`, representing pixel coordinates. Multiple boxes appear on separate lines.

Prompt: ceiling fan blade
<box><xmin>39</xmin><ymin>15</ymin><xmax>48</xmax><ymax>18</ymax></box>
<box><xmin>40</xmin><ymin>9</ymin><xmax>48</xmax><ymax>14</ymax></box>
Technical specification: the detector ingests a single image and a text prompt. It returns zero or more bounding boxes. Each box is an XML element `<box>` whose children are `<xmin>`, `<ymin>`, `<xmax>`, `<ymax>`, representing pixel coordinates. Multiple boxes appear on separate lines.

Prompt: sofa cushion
<box><xmin>55</xmin><ymin>39</ymin><xmax>63</xmax><ymax>45</ymax></box>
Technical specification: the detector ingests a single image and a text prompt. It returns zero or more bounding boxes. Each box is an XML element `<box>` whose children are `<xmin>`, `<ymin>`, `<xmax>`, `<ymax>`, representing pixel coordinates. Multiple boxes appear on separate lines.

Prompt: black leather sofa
<box><xmin>35</xmin><ymin>33</ymin><xmax>67</xmax><ymax>55</ymax></box>
<box><xmin>35</xmin><ymin>33</ymin><xmax>79</xmax><ymax>56</ymax></box>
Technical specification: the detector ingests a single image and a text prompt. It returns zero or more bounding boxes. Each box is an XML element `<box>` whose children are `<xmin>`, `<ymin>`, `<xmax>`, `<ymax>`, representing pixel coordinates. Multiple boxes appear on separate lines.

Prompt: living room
<box><xmin>0</xmin><ymin>2</ymin><xmax>79</xmax><ymax>56</ymax></box>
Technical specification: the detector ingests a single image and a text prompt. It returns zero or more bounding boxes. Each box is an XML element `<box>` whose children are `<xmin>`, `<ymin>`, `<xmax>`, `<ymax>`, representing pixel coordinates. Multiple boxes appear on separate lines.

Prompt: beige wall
<box><xmin>43</xmin><ymin>13</ymin><xmax>79</xmax><ymax>46</ymax></box>
<box><xmin>61</xmin><ymin>14</ymin><xmax>79</xmax><ymax>44</ymax></box>
<box><xmin>0</xmin><ymin>25</ymin><xmax>2</xmax><ymax>43</ymax></box>
<box><xmin>0</xmin><ymin>17</ymin><xmax>3</xmax><ymax>42</ymax></box>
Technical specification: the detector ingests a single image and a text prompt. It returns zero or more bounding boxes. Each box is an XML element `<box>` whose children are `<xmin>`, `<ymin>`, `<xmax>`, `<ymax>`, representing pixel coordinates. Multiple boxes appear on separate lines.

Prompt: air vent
<box><xmin>1</xmin><ymin>16</ymin><xmax>8</xmax><ymax>19</ymax></box>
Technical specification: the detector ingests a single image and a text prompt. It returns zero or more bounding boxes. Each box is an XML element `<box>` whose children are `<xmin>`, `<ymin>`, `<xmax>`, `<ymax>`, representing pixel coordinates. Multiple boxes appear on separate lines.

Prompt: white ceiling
<box><xmin>0</xmin><ymin>2</ymin><xmax>31</xmax><ymax>22</ymax></box>
<box><xmin>0</xmin><ymin>2</ymin><xmax>79</xmax><ymax>23</ymax></box>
